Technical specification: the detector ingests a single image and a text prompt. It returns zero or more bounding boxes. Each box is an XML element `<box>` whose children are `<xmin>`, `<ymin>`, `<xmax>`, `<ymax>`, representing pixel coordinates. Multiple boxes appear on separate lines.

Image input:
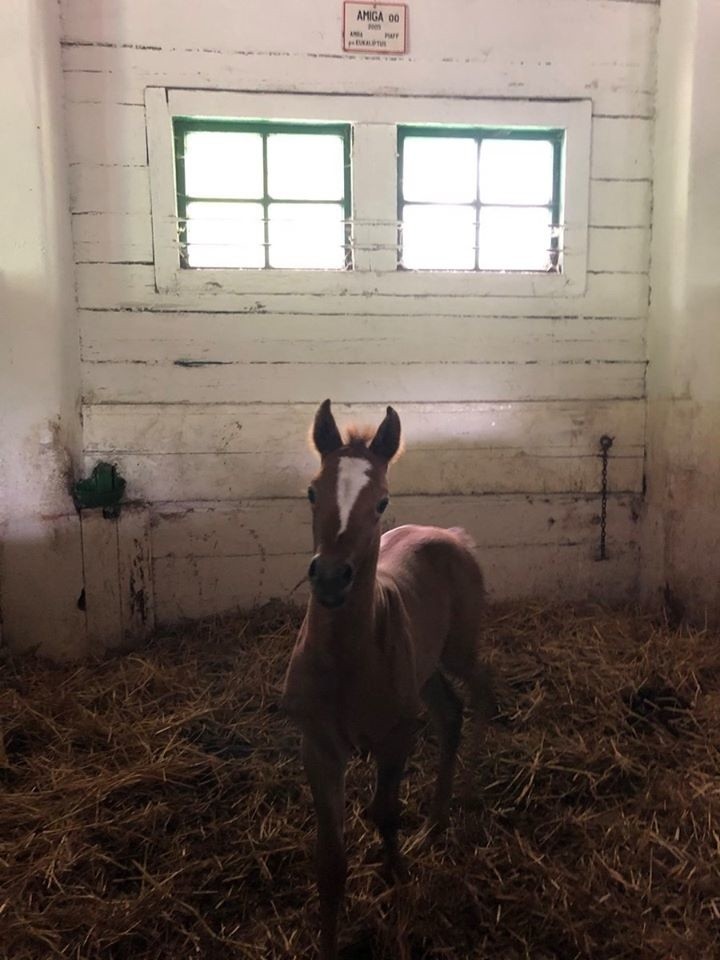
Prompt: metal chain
<box><xmin>598</xmin><ymin>435</ymin><xmax>614</xmax><ymax>560</ymax></box>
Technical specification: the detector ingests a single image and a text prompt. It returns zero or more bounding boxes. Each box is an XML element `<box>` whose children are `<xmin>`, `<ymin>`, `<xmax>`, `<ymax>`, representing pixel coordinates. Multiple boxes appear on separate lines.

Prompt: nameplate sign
<box><xmin>343</xmin><ymin>2</ymin><xmax>408</xmax><ymax>54</ymax></box>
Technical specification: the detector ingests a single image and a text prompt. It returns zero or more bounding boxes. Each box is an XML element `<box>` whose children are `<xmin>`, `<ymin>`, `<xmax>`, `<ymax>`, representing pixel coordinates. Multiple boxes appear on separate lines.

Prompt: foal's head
<box><xmin>306</xmin><ymin>399</ymin><xmax>401</xmax><ymax>608</ymax></box>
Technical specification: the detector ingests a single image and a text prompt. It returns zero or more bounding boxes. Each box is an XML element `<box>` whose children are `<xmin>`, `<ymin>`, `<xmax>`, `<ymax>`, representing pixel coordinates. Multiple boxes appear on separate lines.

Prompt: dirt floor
<box><xmin>1</xmin><ymin>601</ymin><xmax>719</xmax><ymax>959</ymax></box>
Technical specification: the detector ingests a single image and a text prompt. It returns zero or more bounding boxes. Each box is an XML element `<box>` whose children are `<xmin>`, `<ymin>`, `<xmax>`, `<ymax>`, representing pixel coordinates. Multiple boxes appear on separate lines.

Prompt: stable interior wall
<box><xmin>60</xmin><ymin>0</ymin><xmax>658</xmax><ymax>625</ymax></box>
<box><xmin>0</xmin><ymin>0</ymin><xmax>87</xmax><ymax>658</ymax></box>
<box><xmin>643</xmin><ymin>0</ymin><xmax>720</xmax><ymax>624</ymax></box>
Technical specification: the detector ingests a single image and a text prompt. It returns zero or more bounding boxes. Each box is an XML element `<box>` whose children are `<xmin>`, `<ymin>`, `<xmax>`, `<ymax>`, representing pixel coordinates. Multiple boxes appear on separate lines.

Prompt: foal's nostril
<box><xmin>308</xmin><ymin>556</ymin><xmax>319</xmax><ymax>580</ymax></box>
<box><xmin>341</xmin><ymin>563</ymin><xmax>353</xmax><ymax>585</ymax></box>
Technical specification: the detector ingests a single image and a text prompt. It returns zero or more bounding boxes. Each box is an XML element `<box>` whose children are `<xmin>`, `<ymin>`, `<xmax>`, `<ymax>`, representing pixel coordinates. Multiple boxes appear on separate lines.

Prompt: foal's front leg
<box><xmin>367</xmin><ymin>722</ymin><xmax>416</xmax><ymax>882</ymax></box>
<box><xmin>302</xmin><ymin>732</ymin><xmax>349</xmax><ymax>960</ymax></box>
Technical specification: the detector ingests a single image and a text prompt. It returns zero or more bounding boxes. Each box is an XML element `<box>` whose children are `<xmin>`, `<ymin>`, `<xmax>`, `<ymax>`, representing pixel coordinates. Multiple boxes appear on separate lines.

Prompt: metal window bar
<box><xmin>171</xmin><ymin>233</ymin><xmax>568</xmax><ymax>256</ymax></box>
<box><xmin>173</xmin><ymin>118</ymin><xmax>353</xmax><ymax>270</ymax></box>
<box><xmin>396</xmin><ymin>125</ymin><xmax>565</xmax><ymax>272</ymax></box>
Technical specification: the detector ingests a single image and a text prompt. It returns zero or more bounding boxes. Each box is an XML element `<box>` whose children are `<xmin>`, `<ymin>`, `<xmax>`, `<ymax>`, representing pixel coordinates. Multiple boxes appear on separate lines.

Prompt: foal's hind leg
<box><xmin>421</xmin><ymin>671</ymin><xmax>463</xmax><ymax>836</ymax></box>
<box><xmin>366</xmin><ymin>721</ymin><xmax>416</xmax><ymax>882</ymax></box>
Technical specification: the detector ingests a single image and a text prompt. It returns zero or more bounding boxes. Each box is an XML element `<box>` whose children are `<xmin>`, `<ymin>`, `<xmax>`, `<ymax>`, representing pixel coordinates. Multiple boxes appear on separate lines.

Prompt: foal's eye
<box><xmin>377</xmin><ymin>497</ymin><xmax>389</xmax><ymax>514</ymax></box>
<box><xmin>307</xmin><ymin>487</ymin><xmax>317</xmax><ymax>504</ymax></box>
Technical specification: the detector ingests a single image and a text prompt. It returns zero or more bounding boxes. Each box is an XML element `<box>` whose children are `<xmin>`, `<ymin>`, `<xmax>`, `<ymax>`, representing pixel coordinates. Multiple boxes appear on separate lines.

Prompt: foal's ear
<box><xmin>370</xmin><ymin>406</ymin><xmax>402</xmax><ymax>463</ymax></box>
<box><xmin>312</xmin><ymin>398</ymin><xmax>343</xmax><ymax>457</ymax></box>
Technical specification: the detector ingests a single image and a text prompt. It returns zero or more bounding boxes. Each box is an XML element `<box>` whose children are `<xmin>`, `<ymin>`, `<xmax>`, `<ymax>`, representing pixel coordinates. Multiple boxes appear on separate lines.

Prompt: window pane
<box><xmin>185</xmin><ymin>201</ymin><xmax>265</xmax><ymax>268</ymax></box>
<box><xmin>401</xmin><ymin>204</ymin><xmax>476</xmax><ymax>270</ymax></box>
<box><xmin>402</xmin><ymin>137</ymin><xmax>478</xmax><ymax>203</ymax></box>
<box><xmin>477</xmin><ymin>206</ymin><xmax>552</xmax><ymax>271</ymax></box>
<box><xmin>268</xmin><ymin>203</ymin><xmax>346</xmax><ymax>268</ymax></box>
<box><xmin>184</xmin><ymin>131</ymin><xmax>263</xmax><ymax>200</ymax></box>
<box><xmin>267</xmin><ymin>134</ymin><xmax>345</xmax><ymax>201</ymax></box>
<box><xmin>479</xmin><ymin>139</ymin><xmax>555</xmax><ymax>206</ymax></box>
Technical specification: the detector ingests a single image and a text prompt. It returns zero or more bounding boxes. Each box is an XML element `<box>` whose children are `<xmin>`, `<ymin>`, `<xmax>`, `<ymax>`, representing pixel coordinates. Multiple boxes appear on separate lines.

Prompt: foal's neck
<box><xmin>307</xmin><ymin>539</ymin><xmax>381</xmax><ymax>650</ymax></box>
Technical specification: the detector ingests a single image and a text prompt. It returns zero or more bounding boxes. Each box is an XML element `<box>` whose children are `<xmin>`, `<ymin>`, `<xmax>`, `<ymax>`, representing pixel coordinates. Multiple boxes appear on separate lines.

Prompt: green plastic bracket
<box><xmin>73</xmin><ymin>461</ymin><xmax>127</xmax><ymax>519</ymax></box>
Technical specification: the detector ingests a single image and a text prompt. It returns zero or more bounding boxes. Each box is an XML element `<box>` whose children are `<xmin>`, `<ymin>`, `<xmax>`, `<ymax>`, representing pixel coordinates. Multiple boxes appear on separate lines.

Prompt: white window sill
<box><xmin>163</xmin><ymin>264</ymin><xmax>586</xmax><ymax>299</ymax></box>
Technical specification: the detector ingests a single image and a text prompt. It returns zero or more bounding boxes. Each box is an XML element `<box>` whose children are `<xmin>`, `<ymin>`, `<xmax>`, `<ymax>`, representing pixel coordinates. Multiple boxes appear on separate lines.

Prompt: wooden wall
<box><xmin>60</xmin><ymin>0</ymin><xmax>658</xmax><ymax>622</ymax></box>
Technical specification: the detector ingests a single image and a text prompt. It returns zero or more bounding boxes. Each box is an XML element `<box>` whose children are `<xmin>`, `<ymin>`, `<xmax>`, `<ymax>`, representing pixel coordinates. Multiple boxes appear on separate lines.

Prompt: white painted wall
<box><xmin>644</xmin><ymin>0</ymin><xmax>720</xmax><ymax>624</ymax></box>
<box><xmin>0</xmin><ymin>0</ymin><xmax>87</xmax><ymax>658</ymax></box>
<box><xmin>58</xmin><ymin>0</ymin><xmax>659</xmax><ymax>624</ymax></box>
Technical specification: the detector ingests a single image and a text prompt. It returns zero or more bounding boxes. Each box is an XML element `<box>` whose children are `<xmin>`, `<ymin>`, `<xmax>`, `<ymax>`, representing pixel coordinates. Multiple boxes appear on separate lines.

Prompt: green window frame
<box><xmin>173</xmin><ymin>118</ymin><xmax>353</xmax><ymax>269</ymax></box>
<box><xmin>397</xmin><ymin>125</ymin><xmax>564</xmax><ymax>272</ymax></box>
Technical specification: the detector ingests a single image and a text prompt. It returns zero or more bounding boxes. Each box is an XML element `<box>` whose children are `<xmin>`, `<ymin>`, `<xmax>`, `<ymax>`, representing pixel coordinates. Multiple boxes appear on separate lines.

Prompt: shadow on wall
<box><xmin>0</xmin><ymin>515</ymin><xmax>87</xmax><ymax>660</ymax></box>
<box><xmin>0</xmin><ymin>505</ymin><xmax>156</xmax><ymax>661</ymax></box>
<box><xmin>0</xmin><ymin>280</ymin><xmax>83</xmax><ymax>659</ymax></box>
<box><xmin>649</xmin><ymin>398</ymin><xmax>720</xmax><ymax>627</ymax></box>
<box><xmin>645</xmin><ymin>279</ymin><xmax>720</xmax><ymax>627</ymax></box>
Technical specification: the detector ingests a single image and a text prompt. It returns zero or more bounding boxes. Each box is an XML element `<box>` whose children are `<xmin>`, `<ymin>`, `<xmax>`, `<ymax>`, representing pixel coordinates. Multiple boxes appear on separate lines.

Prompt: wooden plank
<box><xmin>591</xmin><ymin>118</ymin><xmax>653</xmax><ymax>180</ymax></box>
<box><xmin>152</xmin><ymin>499</ymin><xmax>311</xmax><ymax>559</ymax></box>
<box><xmin>589</xmin><ymin>179</ymin><xmax>652</xmax><ymax>227</ymax></box>
<box><xmin>69</xmin><ymin>163</ymin><xmax>150</xmax><ymax>215</ymax></box>
<box><xmin>149</xmin><ymin>493</ymin><xmax>642</xmax><ymax>620</ymax></box>
<box><xmin>82</xmin><ymin>398</ymin><xmax>645</xmax><ymax>497</ymax></box>
<box><xmin>85</xmin><ymin>447</ymin><xmax>643</xmax><ymax>501</ymax></box>
<box><xmin>80</xmin><ymin>508</ymin><xmax>123</xmax><ymax>648</ymax></box>
<box><xmin>80</xmin><ymin>506</ymin><xmax>155</xmax><ymax>648</ymax></box>
<box><xmin>145</xmin><ymin>86</ymin><xmax>179</xmax><ymax>293</ymax></box>
<box><xmin>153</xmin><ymin>554</ymin><xmax>306</xmax><ymax>623</ymax></box>
<box><xmin>153</xmin><ymin>541</ymin><xmax>641</xmax><ymax>621</ymax></box>
<box><xmin>154</xmin><ymin>542</ymin><xmax>641</xmax><ymax>620</ymax></box>
<box><xmin>59</xmin><ymin>0</ymin><xmax>657</xmax><ymax>116</ymax></box>
<box><xmin>81</xmin><ymin>357</ymin><xmax>646</xmax><ymax>405</ymax></box>
<box><xmin>83</xmin><ymin>399</ymin><xmax>645</xmax><ymax>457</ymax></box>
<box><xmin>150</xmin><ymin>495</ymin><xmax>642</xmax><ymax>559</ymax></box>
<box><xmin>60</xmin><ymin>0</ymin><xmax>655</xmax><ymax>55</ymax></box>
<box><xmin>117</xmin><ymin>505</ymin><xmax>155</xmax><ymax>643</ymax></box>
<box><xmin>65</xmin><ymin>102</ymin><xmax>147</xmax><ymax>165</ymax></box>
<box><xmin>587</xmin><ymin>227</ymin><xmax>650</xmax><ymax>274</ymax></box>
<box><xmin>72</xmin><ymin>212</ymin><xmax>153</xmax><ymax>263</ymax></box>
<box><xmin>62</xmin><ymin>48</ymin><xmax>654</xmax><ymax>120</ymax></box>
<box><xmin>79</xmin><ymin>312</ymin><xmax>646</xmax><ymax>365</ymax></box>
<box><xmin>75</xmin><ymin>263</ymin><xmax>650</xmax><ymax>317</ymax></box>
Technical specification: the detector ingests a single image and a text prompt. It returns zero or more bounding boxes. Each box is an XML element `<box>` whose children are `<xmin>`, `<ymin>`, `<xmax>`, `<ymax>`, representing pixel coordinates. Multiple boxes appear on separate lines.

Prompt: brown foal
<box><xmin>281</xmin><ymin>400</ymin><xmax>493</xmax><ymax>959</ymax></box>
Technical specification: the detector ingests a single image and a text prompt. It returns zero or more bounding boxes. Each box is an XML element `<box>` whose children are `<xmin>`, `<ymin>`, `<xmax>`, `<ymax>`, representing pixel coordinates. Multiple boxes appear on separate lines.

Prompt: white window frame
<box><xmin>146</xmin><ymin>87</ymin><xmax>591</xmax><ymax>298</ymax></box>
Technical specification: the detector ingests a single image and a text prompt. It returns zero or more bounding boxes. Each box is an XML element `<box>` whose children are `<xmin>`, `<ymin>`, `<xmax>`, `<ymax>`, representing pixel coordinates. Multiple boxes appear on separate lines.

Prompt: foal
<box><xmin>281</xmin><ymin>400</ymin><xmax>492</xmax><ymax>960</ymax></box>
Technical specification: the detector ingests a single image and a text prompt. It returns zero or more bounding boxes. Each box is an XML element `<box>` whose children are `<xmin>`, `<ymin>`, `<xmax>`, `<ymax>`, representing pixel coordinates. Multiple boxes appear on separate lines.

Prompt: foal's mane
<box><xmin>343</xmin><ymin>424</ymin><xmax>404</xmax><ymax>462</ymax></box>
<box><xmin>343</xmin><ymin>424</ymin><xmax>375</xmax><ymax>448</ymax></box>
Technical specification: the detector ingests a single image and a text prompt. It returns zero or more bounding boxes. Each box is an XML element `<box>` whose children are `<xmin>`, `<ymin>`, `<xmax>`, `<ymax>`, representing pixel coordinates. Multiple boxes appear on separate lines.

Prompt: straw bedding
<box><xmin>1</xmin><ymin>601</ymin><xmax>719</xmax><ymax>959</ymax></box>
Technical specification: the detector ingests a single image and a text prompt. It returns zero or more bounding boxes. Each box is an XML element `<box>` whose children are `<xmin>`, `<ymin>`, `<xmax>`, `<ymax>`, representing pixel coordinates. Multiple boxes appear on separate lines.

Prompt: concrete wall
<box><xmin>0</xmin><ymin>0</ymin><xmax>87</xmax><ymax>658</ymax></box>
<box><xmin>644</xmin><ymin>0</ymin><xmax>720</xmax><ymax>624</ymax></box>
<box><xmin>59</xmin><ymin>0</ymin><xmax>658</xmax><ymax>624</ymax></box>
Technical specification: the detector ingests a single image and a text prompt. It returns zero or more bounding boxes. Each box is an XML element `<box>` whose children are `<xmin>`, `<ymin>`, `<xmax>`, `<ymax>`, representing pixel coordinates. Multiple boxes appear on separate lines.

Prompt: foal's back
<box><xmin>377</xmin><ymin>524</ymin><xmax>485</xmax><ymax>686</ymax></box>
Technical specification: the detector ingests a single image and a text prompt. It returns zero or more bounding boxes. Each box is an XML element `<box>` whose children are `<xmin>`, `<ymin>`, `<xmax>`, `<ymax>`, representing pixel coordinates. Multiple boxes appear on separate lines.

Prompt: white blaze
<box><xmin>336</xmin><ymin>456</ymin><xmax>372</xmax><ymax>536</ymax></box>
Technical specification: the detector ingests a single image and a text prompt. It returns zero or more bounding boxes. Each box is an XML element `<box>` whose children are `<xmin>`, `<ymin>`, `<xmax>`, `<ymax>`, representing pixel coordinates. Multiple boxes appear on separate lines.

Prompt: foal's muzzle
<box><xmin>308</xmin><ymin>555</ymin><xmax>354</xmax><ymax>607</ymax></box>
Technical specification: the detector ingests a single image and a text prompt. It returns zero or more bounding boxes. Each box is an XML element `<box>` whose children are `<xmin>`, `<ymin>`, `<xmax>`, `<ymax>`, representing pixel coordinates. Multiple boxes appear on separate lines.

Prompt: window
<box><xmin>173</xmin><ymin>119</ymin><xmax>351</xmax><ymax>270</ymax></box>
<box><xmin>146</xmin><ymin>89</ymin><xmax>591</xmax><ymax>297</ymax></box>
<box><xmin>398</xmin><ymin>127</ymin><xmax>563</xmax><ymax>272</ymax></box>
